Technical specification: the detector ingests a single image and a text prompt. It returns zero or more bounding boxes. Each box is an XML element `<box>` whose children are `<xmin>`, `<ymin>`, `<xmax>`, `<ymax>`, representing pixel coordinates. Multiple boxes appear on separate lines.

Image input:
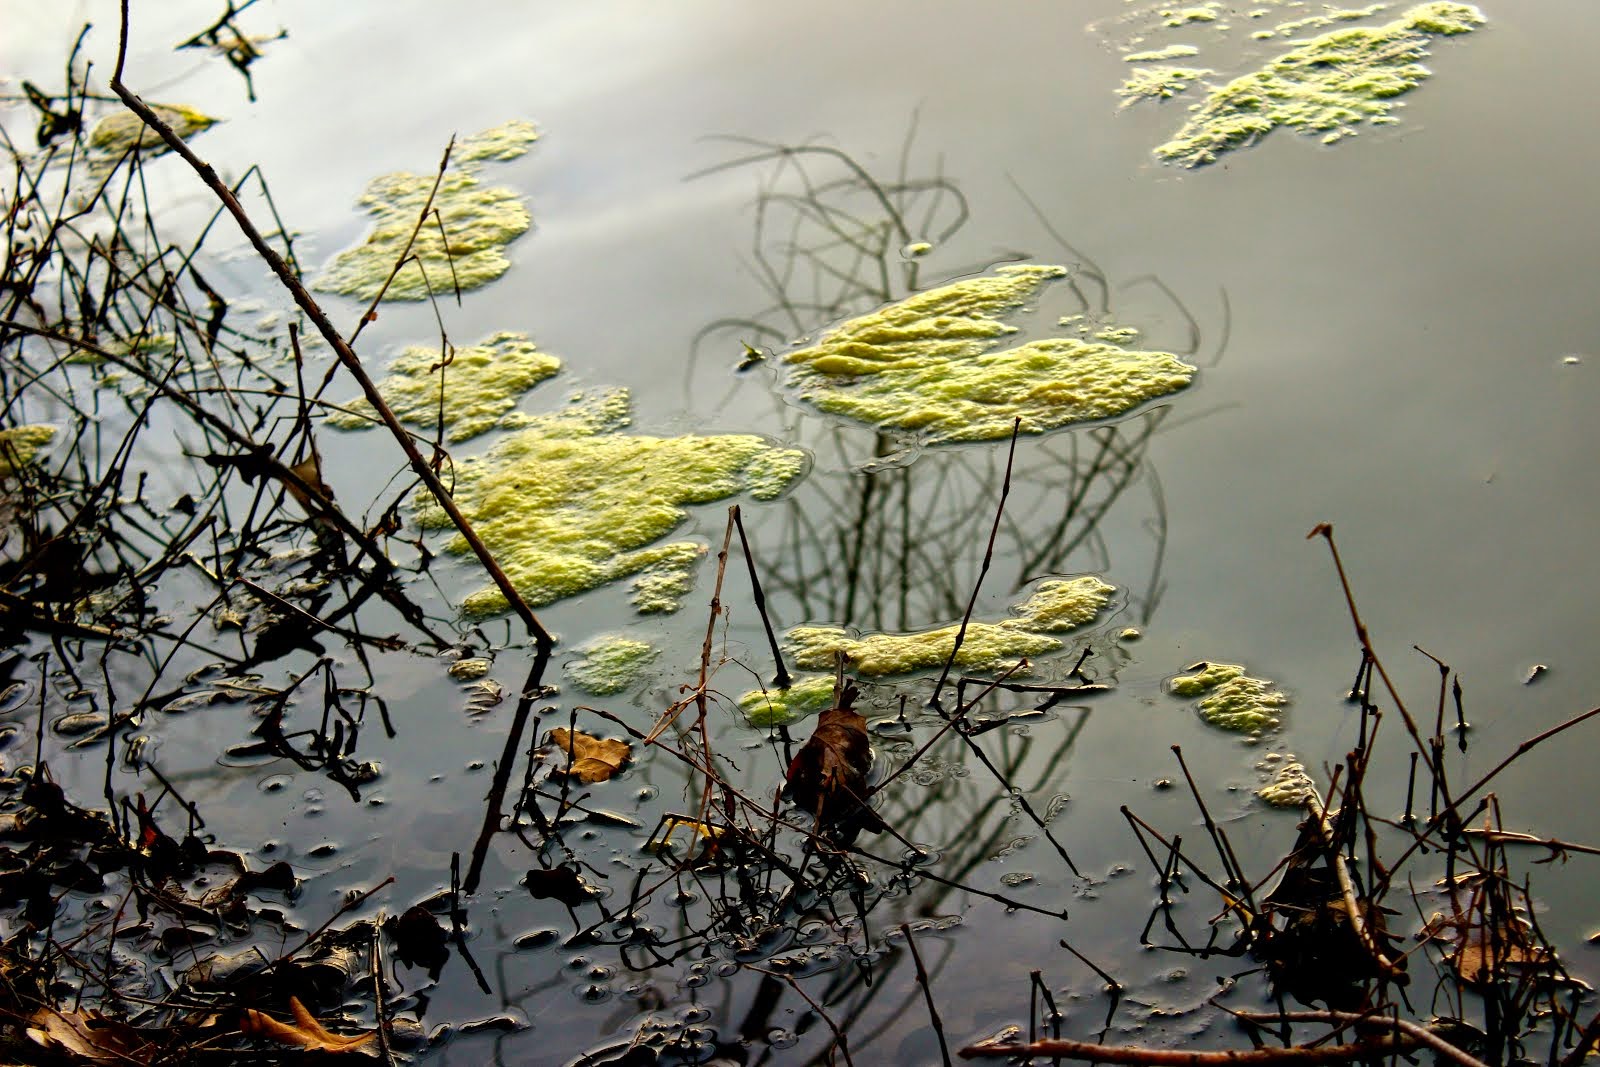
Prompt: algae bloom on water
<box><xmin>327</xmin><ymin>331</ymin><xmax>560</xmax><ymax>442</ymax></box>
<box><xmin>782</xmin><ymin>265</ymin><xmax>1195</xmax><ymax>444</ymax></box>
<box><xmin>315</xmin><ymin>120</ymin><xmax>540</xmax><ymax>302</ymax></box>
<box><xmin>0</xmin><ymin>425</ymin><xmax>57</xmax><ymax>477</ymax></box>
<box><xmin>567</xmin><ymin>636</ymin><xmax>658</xmax><ymax>696</ymax></box>
<box><xmin>412</xmin><ymin>390</ymin><xmax>806</xmax><ymax>617</ymax></box>
<box><xmin>1171</xmin><ymin>661</ymin><xmax>1288</xmax><ymax>733</ymax></box>
<box><xmin>1156</xmin><ymin>2</ymin><xmax>1486</xmax><ymax>167</ymax></box>
<box><xmin>789</xmin><ymin>576</ymin><xmax>1116</xmax><ymax>677</ymax></box>
<box><xmin>89</xmin><ymin>104</ymin><xmax>218</xmax><ymax>158</ymax></box>
<box><xmin>741</xmin><ymin>577</ymin><xmax>1116</xmax><ymax>725</ymax></box>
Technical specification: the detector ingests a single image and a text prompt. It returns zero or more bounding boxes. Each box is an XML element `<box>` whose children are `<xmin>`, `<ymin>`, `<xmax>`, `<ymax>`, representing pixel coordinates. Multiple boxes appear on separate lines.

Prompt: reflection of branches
<box><xmin>175</xmin><ymin>0</ymin><xmax>287</xmax><ymax>103</ymax></box>
<box><xmin>692</xmin><ymin>132</ymin><xmax>1212</xmax><ymax>634</ymax></box>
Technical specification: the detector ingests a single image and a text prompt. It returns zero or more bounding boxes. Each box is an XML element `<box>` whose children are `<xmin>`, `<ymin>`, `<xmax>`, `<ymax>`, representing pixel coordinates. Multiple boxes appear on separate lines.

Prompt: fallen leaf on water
<box><xmin>524</xmin><ymin>864</ymin><xmax>598</xmax><ymax>906</ymax></box>
<box><xmin>26</xmin><ymin>1008</ymin><xmax>141</xmax><ymax>1063</ymax></box>
<box><xmin>784</xmin><ymin>683</ymin><xmax>883</xmax><ymax>841</ymax></box>
<box><xmin>242</xmin><ymin>995</ymin><xmax>377</xmax><ymax>1053</ymax></box>
<box><xmin>545</xmin><ymin>727</ymin><xmax>631</xmax><ymax>783</ymax></box>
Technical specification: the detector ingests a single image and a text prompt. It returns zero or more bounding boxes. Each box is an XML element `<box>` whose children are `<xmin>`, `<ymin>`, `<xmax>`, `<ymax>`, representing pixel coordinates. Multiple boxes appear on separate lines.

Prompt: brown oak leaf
<box><xmin>546</xmin><ymin>727</ymin><xmax>631</xmax><ymax>783</ymax></box>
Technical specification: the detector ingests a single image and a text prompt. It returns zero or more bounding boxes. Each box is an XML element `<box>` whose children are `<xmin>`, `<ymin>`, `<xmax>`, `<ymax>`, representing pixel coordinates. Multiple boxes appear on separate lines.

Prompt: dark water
<box><xmin>6</xmin><ymin>1</ymin><xmax>1600</xmax><ymax>1062</ymax></box>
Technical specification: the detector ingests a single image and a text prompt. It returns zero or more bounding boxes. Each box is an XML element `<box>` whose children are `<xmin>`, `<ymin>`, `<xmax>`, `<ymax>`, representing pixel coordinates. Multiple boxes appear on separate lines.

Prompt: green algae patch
<box><xmin>1156</xmin><ymin>2</ymin><xmax>1486</xmax><ymax>167</ymax></box>
<box><xmin>567</xmin><ymin>636</ymin><xmax>658</xmax><ymax>696</ymax></box>
<box><xmin>457</xmin><ymin>119</ymin><xmax>540</xmax><ymax>164</ymax></box>
<box><xmin>1258</xmin><ymin>4</ymin><xmax>1390</xmax><ymax>39</ymax></box>
<box><xmin>412</xmin><ymin>390</ymin><xmax>806</xmax><ymax>618</ymax></box>
<box><xmin>315</xmin><ymin>121</ymin><xmax>543</xmax><ymax>302</ymax></box>
<box><xmin>1162</xmin><ymin>4</ymin><xmax>1222</xmax><ymax>26</ymax></box>
<box><xmin>1120</xmin><ymin>66</ymin><xmax>1214</xmax><ymax>106</ymax></box>
<box><xmin>1126</xmin><ymin>44</ymin><xmax>1202</xmax><ymax>62</ymax></box>
<box><xmin>1171</xmin><ymin>661</ymin><xmax>1288</xmax><ymax>732</ymax></box>
<box><xmin>327</xmin><ymin>331</ymin><xmax>560</xmax><ymax>442</ymax></box>
<box><xmin>448</xmin><ymin>657</ymin><xmax>491</xmax><ymax>680</ymax></box>
<box><xmin>787</xmin><ymin>576</ymin><xmax>1115</xmax><ymax>678</ymax></box>
<box><xmin>89</xmin><ymin>104</ymin><xmax>218</xmax><ymax>157</ymax></box>
<box><xmin>0</xmin><ymin>425</ymin><xmax>56</xmax><ymax>477</ymax></box>
<box><xmin>1259</xmin><ymin>759</ymin><xmax>1317</xmax><ymax>807</ymax></box>
<box><xmin>739</xmin><ymin>675</ymin><xmax>839</xmax><ymax>727</ymax></box>
<box><xmin>782</xmin><ymin>265</ymin><xmax>1195</xmax><ymax>444</ymax></box>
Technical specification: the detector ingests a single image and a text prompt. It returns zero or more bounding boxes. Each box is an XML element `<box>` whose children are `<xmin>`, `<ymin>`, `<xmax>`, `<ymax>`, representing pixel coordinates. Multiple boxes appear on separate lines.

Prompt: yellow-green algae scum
<box><xmin>567</xmin><ymin>636</ymin><xmax>659</xmax><ymax>697</ymax></box>
<box><xmin>412</xmin><ymin>390</ymin><xmax>805</xmax><ymax>617</ymax></box>
<box><xmin>781</xmin><ymin>265</ymin><xmax>1195</xmax><ymax>444</ymax></box>
<box><xmin>0</xmin><ymin>425</ymin><xmax>57</xmax><ymax>477</ymax></box>
<box><xmin>315</xmin><ymin>120</ymin><xmax>540</xmax><ymax>301</ymax></box>
<box><xmin>740</xmin><ymin>576</ymin><xmax>1115</xmax><ymax>725</ymax></box>
<box><xmin>1170</xmin><ymin>661</ymin><xmax>1288</xmax><ymax>734</ymax></box>
<box><xmin>1156</xmin><ymin>3</ymin><xmax>1486</xmax><ymax>167</ymax></box>
<box><xmin>327</xmin><ymin>331</ymin><xmax>560</xmax><ymax>442</ymax></box>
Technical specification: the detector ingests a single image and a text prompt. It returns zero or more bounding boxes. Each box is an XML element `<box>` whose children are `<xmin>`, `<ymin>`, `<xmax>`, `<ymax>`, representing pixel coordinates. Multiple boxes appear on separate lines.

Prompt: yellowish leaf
<box><xmin>242</xmin><ymin>995</ymin><xmax>377</xmax><ymax>1053</ymax></box>
<box><xmin>546</xmin><ymin>727</ymin><xmax>631</xmax><ymax>783</ymax></box>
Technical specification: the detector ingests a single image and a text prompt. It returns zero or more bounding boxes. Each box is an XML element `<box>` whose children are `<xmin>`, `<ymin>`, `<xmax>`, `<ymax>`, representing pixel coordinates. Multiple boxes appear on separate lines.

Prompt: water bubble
<box><xmin>768</xmin><ymin>1028</ymin><xmax>799</xmax><ymax>1049</ymax></box>
<box><xmin>260</xmin><ymin>775</ymin><xmax>291</xmax><ymax>794</ymax></box>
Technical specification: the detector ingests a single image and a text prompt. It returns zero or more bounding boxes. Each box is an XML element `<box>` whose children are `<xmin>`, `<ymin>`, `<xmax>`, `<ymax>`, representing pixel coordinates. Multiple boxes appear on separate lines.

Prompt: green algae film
<box><xmin>1156</xmin><ymin>2</ymin><xmax>1486</xmax><ymax>167</ymax></box>
<box><xmin>89</xmin><ymin>104</ymin><xmax>218</xmax><ymax>157</ymax></box>
<box><xmin>1258</xmin><ymin>759</ymin><xmax>1317</xmax><ymax>807</ymax></box>
<box><xmin>315</xmin><ymin>122</ymin><xmax>541</xmax><ymax>302</ymax></box>
<box><xmin>567</xmin><ymin>636</ymin><xmax>658</xmax><ymax>696</ymax></box>
<box><xmin>456</xmin><ymin>120</ymin><xmax>540</xmax><ymax>164</ymax></box>
<box><xmin>786</xmin><ymin>576</ymin><xmax>1115</xmax><ymax>678</ymax></box>
<box><xmin>411</xmin><ymin>390</ymin><xmax>806</xmax><ymax>617</ymax></box>
<box><xmin>1170</xmin><ymin>661</ymin><xmax>1288</xmax><ymax>733</ymax></box>
<box><xmin>739</xmin><ymin>675</ymin><xmax>839</xmax><ymax>728</ymax></box>
<box><xmin>783</xmin><ymin>266</ymin><xmax>1194</xmax><ymax>444</ymax></box>
<box><xmin>1120</xmin><ymin>67</ymin><xmax>1214</xmax><ymax>107</ymax></box>
<box><xmin>327</xmin><ymin>332</ymin><xmax>560</xmax><ymax>442</ymax></box>
<box><xmin>0</xmin><ymin>425</ymin><xmax>57</xmax><ymax>477</ymax></box>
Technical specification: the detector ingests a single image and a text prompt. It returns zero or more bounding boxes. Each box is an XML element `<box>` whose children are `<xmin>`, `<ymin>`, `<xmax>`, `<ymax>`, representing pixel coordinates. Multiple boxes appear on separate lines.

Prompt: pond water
<box><xmin>6</xmin><ymin>1</ymin><xmax>1600</xmax><ymax>1063</ymax></box>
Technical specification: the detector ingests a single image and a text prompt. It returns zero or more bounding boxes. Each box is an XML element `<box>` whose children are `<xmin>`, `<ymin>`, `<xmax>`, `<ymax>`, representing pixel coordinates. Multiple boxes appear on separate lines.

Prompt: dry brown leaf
<box><xmin>546</xmin><ymin>727</ymin><xmax>631</xmax><ymax>783</ymax></box>
<box><xmin>784</xmin><ymin>683</ymin><xmax>883</xmax><ymax>841</ymax></box>
<box><xmin>242</xmin><ymin>995</ymin><xmax>377</xmax><ymax>1053</ymax></box>
<box><xmin>26</xmin><ymin>1008</ymin><xmax>141</xmax><ymax>1063</ymax></box>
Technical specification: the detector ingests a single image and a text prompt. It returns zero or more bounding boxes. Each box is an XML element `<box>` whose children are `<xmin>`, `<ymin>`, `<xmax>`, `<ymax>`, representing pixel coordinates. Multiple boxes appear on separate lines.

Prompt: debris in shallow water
<box><xmin>411</xmin><ymin>390</ymin><xmax>805</xmax><ymax>617</ymax></box>
<box><xmin>782</xmin><ymin>265</ymin><xmax>1194</xmax><ymax>443</ymax></box>
<box><xmin>568</xmin><ymin>636</ymin><xmax>658</xmax><ymax>696</ymax></box>
<box><xmin>1156</xmin><ymin>3</ymin><xmax>1487</xmax><ymax>167</ymax></box>
<box><xmin>1171</xmin><ymin>660</ymin><xmax>1288</xmax><ymax>732</ymax></box>
<box><xmin>328</xmin><ymin>332</ymin><xmax>560</xmax><ymax>441</ymax></box>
